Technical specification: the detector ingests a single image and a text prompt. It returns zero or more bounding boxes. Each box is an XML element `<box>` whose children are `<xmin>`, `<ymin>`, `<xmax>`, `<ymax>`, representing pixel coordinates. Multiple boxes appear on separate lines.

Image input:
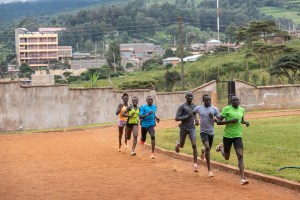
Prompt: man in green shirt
<box><xmin>216</xmin><ymin>95</ymin><xmax>250</xmax><ymax>185</ymax></box>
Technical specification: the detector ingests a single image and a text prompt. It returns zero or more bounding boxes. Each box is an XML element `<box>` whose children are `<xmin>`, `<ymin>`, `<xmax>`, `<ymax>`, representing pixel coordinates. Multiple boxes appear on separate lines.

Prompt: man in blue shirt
<box><xmin>139</xmin><ymin>95</ymin><xmax>160</xmax><ymax>159</ymax></box>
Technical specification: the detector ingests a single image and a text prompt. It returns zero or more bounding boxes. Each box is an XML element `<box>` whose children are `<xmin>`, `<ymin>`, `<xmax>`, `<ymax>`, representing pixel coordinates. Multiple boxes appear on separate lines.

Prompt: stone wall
<box><xmin>0</xmin><ymin>81</ymin><xmax>217</xmax><ymax>131</ymax></box>
<box><xmin>235</xmin><ymin>80</ymin><xmax>300</xmax><ymax>110</ymax></box>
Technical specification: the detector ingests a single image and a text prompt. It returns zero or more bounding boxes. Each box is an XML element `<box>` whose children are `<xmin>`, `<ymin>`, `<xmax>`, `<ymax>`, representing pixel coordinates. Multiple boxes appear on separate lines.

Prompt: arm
<box><xmin>139</xmin><ymin>109</ymin><xmax>153</xmax><ymax>119</ymax></box>
<box><xmin>193</xmin><ymin>110</ymin><xmax>199</xmax><ymax>126</ymax></box>
<box><xmin>175</xmin><ymin>105</ymin><xmax>193</xmax><ymax>121</ymax></box>
<box><xmin>122</xmin><ymin>107</ymin><xmax>132</xmax><ymax>117</ymax></box>
<box><xmin>116</xmin><ymin>103</ymin><xmax>123</xmax><ymax>115</ymax></box>
<box><xmin>155</xmin><ymin>116</ymin><xmax>160</xmax><ymax>123</ymax></box>
<box><xmin>216</xmin><ymin>116</ymin><xmax>238</xmax><ymax>125</ymax></box>
<box><xmin>241</xmin><ymin>117</ymin><xmax>250</xmax><ymax>127</ymax></box>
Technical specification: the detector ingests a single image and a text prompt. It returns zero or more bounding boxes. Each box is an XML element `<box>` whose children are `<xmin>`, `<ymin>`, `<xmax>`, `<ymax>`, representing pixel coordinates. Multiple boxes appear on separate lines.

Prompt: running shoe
<box><xmin>200</xmin><ymin>147</ymin><xmax>205</xmax><ymax>160</ymax></box>
<box><xmin>140</xmin><ymin>139</ymin><xmax>144</xmax><ymax>145</ymax></box>
<box><xmin>208</xmin><ymin>171</ymin><xmax>214</xmax><ymax>178</ymax></box>
<box><xmin>193</xmin><ymin>163</ymin><xmax>198</xmax><ymax>172</ymax></box>
<box><xmin>131</xmin><ymin>151</ymin><xmax>136</xmax><ymax>156</ymax></box>
<box><xmin>215</xmin><ymin>143</ymin><xmax>223</xmax><ymax>152</ymax></box>
<box><xmin>175</xmin><ymin>141</ymin><xmax>180</xmax><ymax>153</ymax></box>
<box><xmin>150</xmin><ymin>153</ymin><xmax>155</xmax><ymax>159</ymax></box>
<box><xmin>241</xmin><ymin>179</ymin><xmax>249</xmax><ymax>185</ymax></box>
<box><xmin>125</xmin><ymin>143</ymin><xmax>129</xmax><ymax>148</ymax></box>
<box><xmin>118</xmin><ymin>146</ymin><xmax>121</xmax><ymax>152</ymax></box>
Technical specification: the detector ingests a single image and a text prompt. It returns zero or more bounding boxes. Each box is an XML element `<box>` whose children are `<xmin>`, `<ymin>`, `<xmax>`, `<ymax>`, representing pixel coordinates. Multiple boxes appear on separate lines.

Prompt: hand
<box><xmin>245</xmin><ymin>121</ymin><xmax>250</xmax><ymax>127</ymax></box>
<box><xmin>148</xmin><ymin>111</ymin><xmax>153</xmax><ymax>115</ymax></box>
<box><xmin>208</xmin><ymin>113</ymin><xmax>213</xmax><ymax>119</ymax></box>
<box><xmin>156</xmin><ymin>118</ymin><xmax>160</xmax><ymax>123</ymax></box>
<box><xmin>231</xmin><ymin>119</ymin><xmax>238</xmax><ymax>123</ymax></box>
<box><xmin>195</xmin><ymin>119</ymin><xmax>199</xmax><ymax>126</ymax></box>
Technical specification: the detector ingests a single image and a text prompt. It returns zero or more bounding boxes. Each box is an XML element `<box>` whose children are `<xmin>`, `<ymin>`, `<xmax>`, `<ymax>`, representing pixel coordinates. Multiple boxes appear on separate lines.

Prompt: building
<box><xmin>183</xmin><ymin>54</ymin><xmax>202</xmax><ymax>62</ymax></box>
<box><xmin>15</xmin><ymin>28</ymin><xmax>58</xmax><ymax>68</ymax></box>
<box><xmin>38</xmin><ymin>27</ymin><xmax>65</xmax><ymax>34</ymax></box>
<box><xmin>162</xmin><ymin>57</ymin><xmax>181</xmax><ymax>66</ymax></box>
<box><xmin>120</xmin><ymin>43</ymin><xmax>164</xmax><ymax>61</ymax></box>
<box><xmin>58</xmin><ymin>46</ymin><xmax>72</xmax><ymax>64</ymax></box>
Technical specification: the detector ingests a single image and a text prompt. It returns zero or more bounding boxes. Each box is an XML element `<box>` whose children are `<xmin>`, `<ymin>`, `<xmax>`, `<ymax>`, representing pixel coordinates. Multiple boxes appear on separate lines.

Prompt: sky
<box><xmin>0</xmin><ymin>0</ymin><xmax>29</xmax><ymax>3</ymax></box>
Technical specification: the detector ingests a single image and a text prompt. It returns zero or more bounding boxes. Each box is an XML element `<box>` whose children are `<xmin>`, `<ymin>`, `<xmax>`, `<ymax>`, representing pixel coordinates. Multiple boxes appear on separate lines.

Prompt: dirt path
<box><xmin>0</xmin><ymin>111</ymin><xmax>299</xmax><ymax>200</ymax></box>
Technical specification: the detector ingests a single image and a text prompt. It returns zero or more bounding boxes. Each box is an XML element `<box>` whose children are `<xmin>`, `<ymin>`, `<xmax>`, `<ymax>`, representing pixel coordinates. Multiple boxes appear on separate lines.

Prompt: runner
<box><xmin>175</xmin><ymin>92</ymin><xmax>199</xmax><ymax>172</ymax></box>
<box><xmin>122</xmin><ymin>96</ymin><xmax>140</xmax><ymax>156</ymax></box>
<box><xmin>193</xmin><ymin>94</ymin><xmax>220</xmax><ymax>177</ymax></box>
<box><xmin>215</xmin><ymin>95</ymin><xmax>250</xmax><ymax>185</ymax></box>
<box><xmin>115</xmin><ymin>93</ymin><xmax>129</xmax><ymax>152</ymax></box>
<box><xmin>139</xmin><ymin>95</ymin><xmax>160</xmax><ymax>159</ymax></box>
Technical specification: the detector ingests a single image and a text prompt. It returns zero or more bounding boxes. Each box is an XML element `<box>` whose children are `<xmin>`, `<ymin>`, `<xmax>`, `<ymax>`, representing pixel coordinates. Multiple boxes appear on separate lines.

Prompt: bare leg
<box><xmin>132</xmin><ymin>125</ymin><xmax>138</xmax><ymax>152</ymax></box>
<box><xmin>203</xmin><ymin>141</ymin><xmax>211</xmax><ymax>171</ymax></box>
<box><xmin>236</xmin><ymin>148</ymin><xmax>245</xmax><ymax>179</ymax></box>
<box><xmin>191</xmin><ymin>140</ymin><xmax>198</xmax><ymax>164</ymax></box>
<box><xmin>118</xmin><ymin>127</ymin><xmax>124</xmax><ymax>148</ymax></box>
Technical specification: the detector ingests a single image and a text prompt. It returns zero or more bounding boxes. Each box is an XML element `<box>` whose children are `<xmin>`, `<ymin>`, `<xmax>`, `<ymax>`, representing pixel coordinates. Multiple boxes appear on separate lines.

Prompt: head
<box><xmin>202</xmin><ymin>94</ymin><xmax>211</xmax><ymax>107</ymax></box>
<box><xmin>185</xmin><ymin>92</ymin><xmax>193</xmax><ymax>104</ymax></box>
<box><xmin>231</xmin><ymin>95</ymin><xmax>240</xmax><ymax>108</ymax></box>
<box><xmin>146</xmin><ymin>95</ymin><xmax>153</xmax><ymax>106</ymax></box>
<box><xmin>122</xmin><ymin>93</ymin><xmax>129</xmax><ymax>104</ymax></box>
<box><xmin>132</xmin><ymin>96</ymin><xmax>139</xmax><ymax>106</ymax></box>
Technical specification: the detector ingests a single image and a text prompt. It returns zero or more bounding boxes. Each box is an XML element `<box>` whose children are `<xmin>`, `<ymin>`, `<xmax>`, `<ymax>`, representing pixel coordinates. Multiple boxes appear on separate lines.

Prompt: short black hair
<box><xmin>122</xmin><ymin>93</ymin><xmax>129</xmax><ymax>99</ymax></box>
<box><xmin>202</xmin><ymin>94</ymin><xmax>210</xmax><ymax>101</ymax></box>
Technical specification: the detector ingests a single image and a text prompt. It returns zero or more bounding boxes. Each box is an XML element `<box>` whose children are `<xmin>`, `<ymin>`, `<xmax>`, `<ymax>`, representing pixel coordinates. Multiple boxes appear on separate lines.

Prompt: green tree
<box><xmin>106</xmin><ymin>41</ymin><xmax>121</xmax><ymax>69</ymax></box>
<box><xmin>269</xmin><ymin>52</ymin><xmax>300</xmax><ymax>84</ymax></box>
<box><xmin>20</xmin><ymin>63</ymin><xmax>33</xmax><ymax>73</ymax></box>
<box><xmin>164</xmin><ymin>70</ymin><xmax>181</xmax><ymax>92</ymax></box>
<box><xmin>163</xmin><ymin>49</ymin><xmax>174</xmax><ymax>58</ymax></box>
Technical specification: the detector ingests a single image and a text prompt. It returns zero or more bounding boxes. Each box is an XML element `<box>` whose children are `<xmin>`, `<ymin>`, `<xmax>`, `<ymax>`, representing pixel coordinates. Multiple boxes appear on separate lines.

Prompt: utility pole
<box><xmin>178</xmin><ymin>16</ymin><xmax>184</xmax><ymax>90</ymax></box>
<box><xmin>113</xmin><ymin>51</ymin><xmax>116</xmax><ymax>73</ymax></box>
<box><xmin>217</xmin><ymin>0</ymin><xmax>220</xmax><ymax>41</ymax></box>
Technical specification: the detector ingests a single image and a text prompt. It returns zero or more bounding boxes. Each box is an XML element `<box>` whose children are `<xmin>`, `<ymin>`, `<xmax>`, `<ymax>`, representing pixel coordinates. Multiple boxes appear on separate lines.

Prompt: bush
<box><xmin>118</xmin><ymin>79</ymin><xmax>158</xmax><ymax>90</ymax></box>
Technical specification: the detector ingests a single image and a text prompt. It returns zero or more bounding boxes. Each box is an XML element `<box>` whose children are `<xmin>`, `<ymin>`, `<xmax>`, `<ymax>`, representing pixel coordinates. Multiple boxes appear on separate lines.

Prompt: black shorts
<box><xmin>200</xmin><ymin>132</ymin><xmax>214</xmax><ymax>148</ymax></box>
<box><xmin>223</xmin><ymin>137</ymin><xmax>243</xmax><ymax>153</ymax></box>
<box><xmin>141</xmin><ymin>126</ymin><xmax>155</xmax><ymax>142</ymax></box>
<box><xmin>126</xmin><ymin>123</ymin><xmax>138</xmax><ymax>129</ymax></box>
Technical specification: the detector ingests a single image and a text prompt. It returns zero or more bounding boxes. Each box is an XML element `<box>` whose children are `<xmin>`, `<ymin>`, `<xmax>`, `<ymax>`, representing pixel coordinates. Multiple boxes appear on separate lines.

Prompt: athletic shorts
<box><xmin>179</xmin><ymin>128</ymin><xmax>196</xmax><ymax>146</ymax></box>
<box><xmin>126</xmin><ymin>123</ymin><xmax>138</xmax><ymax>129</ymax></box>
<box><xmin>200</xmin><ymin>132</ymin><xmax>214</xmax><ymax>148</ymax></box>
<box><xmin>141</xmin><ymin>126</ymin><xmax>155</xmax><ymax>142</ymax></box>
<box><xmin>118</xmin><ymin>120</ymin><xmax>127</xmax><ymax>128</ymax></box>
<box><xmin>223</xmin><ymin>137</ymin><xmax>243</xmax><ymax>153</ymax></box>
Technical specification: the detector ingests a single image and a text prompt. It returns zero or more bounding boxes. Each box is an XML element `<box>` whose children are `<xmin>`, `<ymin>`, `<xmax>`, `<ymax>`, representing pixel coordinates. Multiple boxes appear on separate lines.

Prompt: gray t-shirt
<box><xmin>175</xmin><ymin>102</ymin><xmax>197</xmax><ymax>130</ymax></box>
<box><xmin>194</xmin><ymin>105</ymin><xmax>220</xmax><ymax>135</ymax></box>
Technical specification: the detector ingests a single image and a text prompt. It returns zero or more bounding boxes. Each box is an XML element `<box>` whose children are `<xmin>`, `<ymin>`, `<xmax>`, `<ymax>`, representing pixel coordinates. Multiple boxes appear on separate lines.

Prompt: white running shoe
<box><xmin>193</xmin><ymin>163</ymin><xmax>198</xmax><ymax>172</ymax></box>
<box><xmin>208</xmin><ymin>171</ymin><xmax>214</xmax><ymax>178</ymax></box>
<box><xmin>241</xmin><ymin>178</ymin><xmax>249</xmax><ymax>185</ymax></box>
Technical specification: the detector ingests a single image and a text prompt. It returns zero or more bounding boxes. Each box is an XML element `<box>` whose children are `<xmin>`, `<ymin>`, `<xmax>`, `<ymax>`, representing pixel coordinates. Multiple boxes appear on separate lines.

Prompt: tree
<box><xmin>20</xmin><ymin>63</ymin><xmax>33</xmax><ymax>73</ymax></box>
<box><xmin>269</xmin><ymin>52</ymin><xmax>300</xmax><ymax>84</ymax></box>
<box><xmin>106</xmin><ymin>41</ymin><xmax>121</xmax><ymax>69</ymax></box>
<box><xmin>163</xmin><ymin>49</ymin><xmax>174</xmax><ymax>58</ymax></box>
<box><xmin>164</xmin><ymin>70</ymin><xmax>181</xmax><ymax>92</ymax></box>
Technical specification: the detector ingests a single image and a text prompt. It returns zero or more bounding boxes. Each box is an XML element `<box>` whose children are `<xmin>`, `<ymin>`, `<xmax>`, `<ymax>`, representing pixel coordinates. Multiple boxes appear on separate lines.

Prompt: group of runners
<box><xmin>116</xmin><ymin>92</ymin><xmax>250</xmax><ymax>185</ymax></box>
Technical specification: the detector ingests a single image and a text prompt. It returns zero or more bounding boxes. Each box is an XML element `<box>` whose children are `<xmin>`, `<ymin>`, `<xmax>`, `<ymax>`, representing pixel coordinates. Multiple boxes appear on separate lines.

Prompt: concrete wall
<box><xmin>0</xmin><ymin>81</ymin><xmax>216</xmax><ymax>131</ymax></box>
<box><xmin>235</xmin><ymin>80</ymin><xmax>300</xmax><ymax>110</ymax></box>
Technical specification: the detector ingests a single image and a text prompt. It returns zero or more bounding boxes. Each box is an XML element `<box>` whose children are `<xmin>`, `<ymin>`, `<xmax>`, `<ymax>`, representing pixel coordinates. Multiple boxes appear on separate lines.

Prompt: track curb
<box><xmin>144</xmin><ymin>144</ymin><xmax>300</xmax><ymax>191</ymax></box>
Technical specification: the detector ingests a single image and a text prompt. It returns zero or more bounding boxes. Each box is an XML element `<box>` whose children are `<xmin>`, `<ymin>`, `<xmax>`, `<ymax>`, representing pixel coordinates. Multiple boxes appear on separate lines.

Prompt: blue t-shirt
<box><xmin>139</xmin><ymin>104</ymin><xmax>157</xmax><ymax>128</ymax></box>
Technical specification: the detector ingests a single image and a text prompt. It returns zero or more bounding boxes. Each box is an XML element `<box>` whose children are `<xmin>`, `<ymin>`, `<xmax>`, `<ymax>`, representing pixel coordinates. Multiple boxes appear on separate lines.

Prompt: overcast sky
<box><xmin>0</xmin><ymin>0</ymin><xmax>29</xmax><ymax>3</ymax></box>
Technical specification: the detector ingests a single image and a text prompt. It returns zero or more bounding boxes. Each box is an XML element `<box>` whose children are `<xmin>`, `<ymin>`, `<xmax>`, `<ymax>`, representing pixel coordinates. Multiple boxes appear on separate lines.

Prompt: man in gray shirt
<box><xmin>193</xmin><ymin>94</ymin><xmax>220</xmax><ymax>177</ymax></box>
<box><xmin>175</xmin><ymin>92</ymin><xmax>199</xmax><ymax>172</ymax></box>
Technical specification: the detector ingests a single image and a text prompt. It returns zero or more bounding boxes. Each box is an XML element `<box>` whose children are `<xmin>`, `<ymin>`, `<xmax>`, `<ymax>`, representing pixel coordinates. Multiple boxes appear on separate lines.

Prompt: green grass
<box><xmin>155</xmin><ymin>116</ymin><xmax>300</xmax><ymax>182</ymax></box>
<box><xmin>260</xmin><ymin>6</ymin><xmax>300</xmax><ymax>24</ymax></box>
<box><xmin>0</xmin><ymin>122</ymin><xmax>114</xmax><ymax>135</ymax></box>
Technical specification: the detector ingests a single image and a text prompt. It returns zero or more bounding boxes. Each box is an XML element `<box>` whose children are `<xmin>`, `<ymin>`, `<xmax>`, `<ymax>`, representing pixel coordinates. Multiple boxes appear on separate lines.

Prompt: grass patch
<box><xmin>0</xmin><ymin>122</ymin><xmax>114</xmax><ymax>135</ymax></box>
<box><xmin>156</xmin><ymin>116</ymin><xmax>300</xmax><ymax>182</ymax></box>
<box><xmin>260</xmin><ymin>7</ymin><xmax>300</xmax><ymax>24</ymax></box>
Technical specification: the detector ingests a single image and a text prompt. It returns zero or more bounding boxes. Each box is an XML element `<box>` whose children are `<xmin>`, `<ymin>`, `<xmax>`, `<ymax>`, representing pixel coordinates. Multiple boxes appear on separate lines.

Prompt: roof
<box><xmin>39</xmin><ymin>28</ymin><xmax>65</xmax><ymax>32</ymax></box>
<box><xmin>183</xmin><ymin>54</ymin><xmax>202</xmax><ymax>62</ymax></box>
<box><xmin>162</xmin><ymin>57</ymin><xmax>181</xmax><ymax>61</ymax></box>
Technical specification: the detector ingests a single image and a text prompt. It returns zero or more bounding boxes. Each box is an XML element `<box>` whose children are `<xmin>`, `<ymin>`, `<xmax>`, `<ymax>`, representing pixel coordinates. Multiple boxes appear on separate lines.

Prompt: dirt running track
<box><xmin>0</xmin><ymin>111</ymin><xmax>299</xmax><ymax>200</ymax></box>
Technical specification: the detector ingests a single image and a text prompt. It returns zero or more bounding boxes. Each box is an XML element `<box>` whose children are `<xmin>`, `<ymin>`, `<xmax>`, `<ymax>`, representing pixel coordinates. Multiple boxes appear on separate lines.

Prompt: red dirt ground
<box><xmin>0</xmin><ymin>111</ymin><xmax>299</xmax><ymax>200</ymax></box>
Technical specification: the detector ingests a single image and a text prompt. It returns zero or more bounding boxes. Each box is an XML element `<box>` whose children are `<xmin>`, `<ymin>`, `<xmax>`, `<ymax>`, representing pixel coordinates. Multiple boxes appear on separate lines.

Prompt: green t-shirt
<box><xmin>128</xmin><ymin>107</ymin><xmax>139</xmax><ymax>124</ymax></box>
<box><xmin>221</xmin><ymin>105</ymin><xmax>245</xmax><ymax>138</ymax></box>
